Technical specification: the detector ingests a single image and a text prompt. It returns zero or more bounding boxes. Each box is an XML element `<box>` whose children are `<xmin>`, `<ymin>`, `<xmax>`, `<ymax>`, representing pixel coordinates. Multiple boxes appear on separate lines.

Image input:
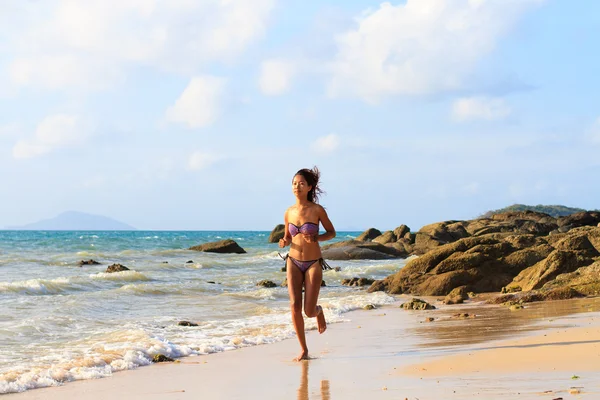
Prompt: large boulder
<box><xmin>268</xmin><ymin>224</ymin><xmax>285</xmax><ymax>243</ymax></box>
<box><xmin>393</xmin><ymin>225</ymin><xmax>410</xmax><ymax>239</ymax></box>
<box><xmin>541</xmin><ymin>261</ymin><xmax>600</xmax><ymax>296</ymax></box>
<box><xmin>373</xmin><ymin>230</ymin><xmax>397</xmax><ymax>244</ymax></box>
<box><xmin>356</xmin><ymin>228</ymin><xmax>382</xmax><ymax>241</ymax></box>
<box><xmin>321</xmin><ymin>240</ymin><xmax>404</xmax><ymax>260</ymax></box>
<box><xmin>557</xmin><ymin>211</ymin><xmax>600</xmax><ymax>230</ymax></box>
<box><xmin>189</xmin><ymin>239</ymin><xmax>246</xmax><ymax>254</ymax></box>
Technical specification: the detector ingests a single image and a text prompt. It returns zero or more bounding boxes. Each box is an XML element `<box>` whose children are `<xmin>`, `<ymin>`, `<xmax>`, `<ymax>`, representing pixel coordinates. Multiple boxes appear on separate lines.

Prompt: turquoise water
<box><xmin>0</xmin><ymin>231</ymin><xmax>404</xmax><ymax>393</ymax></box>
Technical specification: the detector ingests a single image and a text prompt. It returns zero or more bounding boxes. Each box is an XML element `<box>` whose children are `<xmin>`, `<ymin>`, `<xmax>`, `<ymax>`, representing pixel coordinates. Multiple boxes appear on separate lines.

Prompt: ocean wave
<box><xmin>89</xmin><ymin>271</ymin><xmax>150</xmax><ymax>282</ymax></box>
<box><xmin>0</xmin><ymin>277</ymin><xmax>86</xmax><ymax>295</ymax></box>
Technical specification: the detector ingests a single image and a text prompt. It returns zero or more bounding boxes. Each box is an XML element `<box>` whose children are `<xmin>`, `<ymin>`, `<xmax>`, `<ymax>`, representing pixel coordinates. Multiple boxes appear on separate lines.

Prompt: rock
<box><xmin>508</xmin><ymin>249</ymin><xmax>597</xmax><ymax>291</ymax></box>
<box><xmin>356</xmin><ymin>228</ymin><xmax>382</xmax><ymax>241</ymax></box>
<box><xmin>321</xmin><ymin>240</ymin><xmax>405</xmax><ymax>260</ymax></box>
<box><xmin>425</xmin><ymin>317</ymin><xmax>435</xmax><ymax>322</ymax></box>
<box><xmin>78</xmin><ymin>259</ymin><xmax>100</xmax><ymax>266</ymax></box>
<box><xmin>363</xmin><ymin>304</ymin><xmax>376</xmax><ymax>310</ymax></box>
<box><xmin>541</xmin><ymin>287</ymin><xmax>584</xmax><ymax>301</ymax></box>
<box><xmin>257</xmin><ymin>280</ymin><xmax>277</xmax><ymax>288</ymax></box>
<box><xmin>189</xmin><ymin>239</ymin><xmax>246</xmax><ymax>254</ymax></box>
<box><xmin>268</xmin><ymin>224</ymin><xmax>285</xmax><ymax>243</ymax></box>
<box><xmin>153</xmin><ymin>354</ymin><xmax>174</xmax><ymax>363</ymax></box>
<box><xmin>373</xmin><ymin>230</ymin><xmax>397</xmax><ymax>244</ymax></box>
<box><xmin>558</xmin><ymin>211</ymin><xmax>600</xmax><ymax>229</ymax></box>
<box><xmin>412</xmin><ymin>232</ymin><xmax>443</xmax><ymax>254</ymax></box>
<box><xmin>443</xmin><ymin>286</ymin><xmax>469</xmax><ymax>304</ymax></box>
<box><xmin>341</xmin><ymin>277</ymin><xmax>375</xmax><ymax>287</ymax></box>
<box><xmin>178</xmin><ymin>321</ymin><xmax>198</xmax><ymax>327</ymax></box>
<box><xmin>541</xmin><ymin>260</ymin><xmax>600</xmax><ymax>296</ymax></box>
<box><xmin>393</xmin><ymin>225</ymin><xmax>410</xmax><ymax>239</ymax></box>
<box><xmin>400</xmin><ymin>298</ymin><xmax>436</xmax><ymax>310</ymax></box>
<box><xmin>106</xmin><ymin>263</ymin><xmax>130</xmax><ymax>273</ymax></box>
<box><xmin>186</xmin><ymin>260</ymin><xmax>194</xmax><ymax>264</ymax></box>
<box><xmin>451</xmin><ymin>313</ymin><xmax>475</xmax><ymax>318</ymax></box>
<box><xmin>509</xmin><ymin>304</ymin><xmax>523</xmax><ymax>311</ymax></box>
<box><xmin>207</xmin><ymin>281</ymin><xmax>216</xmax><ymax>284</ymax></box>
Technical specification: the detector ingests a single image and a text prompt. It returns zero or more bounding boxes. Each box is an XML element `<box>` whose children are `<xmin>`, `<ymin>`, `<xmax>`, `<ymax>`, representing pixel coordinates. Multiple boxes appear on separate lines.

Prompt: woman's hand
<box><xmin>278</xmin><ymin>238</ymin><xmax>290</xmax><ymax>248</ymax></box>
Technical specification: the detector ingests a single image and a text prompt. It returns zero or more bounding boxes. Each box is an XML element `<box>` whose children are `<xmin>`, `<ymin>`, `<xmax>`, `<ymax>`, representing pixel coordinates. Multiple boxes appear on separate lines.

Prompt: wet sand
<box><xmin>7</xmin><ymin>296</ymin><xmax>600</xmax><ymax>399</ymax></box>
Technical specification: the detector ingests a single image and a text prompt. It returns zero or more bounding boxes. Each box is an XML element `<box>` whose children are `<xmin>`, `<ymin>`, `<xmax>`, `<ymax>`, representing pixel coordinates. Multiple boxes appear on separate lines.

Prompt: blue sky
<box><xmin>1</xmin><ymin>0</ymin><xmax>599</xmax><ymax>231</ymax></box>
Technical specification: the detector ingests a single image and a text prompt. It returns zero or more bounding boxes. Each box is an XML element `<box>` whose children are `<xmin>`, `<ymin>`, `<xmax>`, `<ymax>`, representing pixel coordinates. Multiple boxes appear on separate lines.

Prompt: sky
<box><xmin>1</xmin><ymin>0</ymin><xmax>599</xmax><ymax>231</ymax></box>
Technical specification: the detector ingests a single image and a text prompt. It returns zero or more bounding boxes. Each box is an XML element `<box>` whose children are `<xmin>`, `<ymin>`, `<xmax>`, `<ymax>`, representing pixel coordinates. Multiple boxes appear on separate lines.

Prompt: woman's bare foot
<box><xmin>293</xmin><ymin>350</ymin><xmax>309</xmax><ymax>361</ymax></box>
<box><xmin>316</xmin><ymin>305</ymin><xmax>327</xmax><ymax>334</ymax></box>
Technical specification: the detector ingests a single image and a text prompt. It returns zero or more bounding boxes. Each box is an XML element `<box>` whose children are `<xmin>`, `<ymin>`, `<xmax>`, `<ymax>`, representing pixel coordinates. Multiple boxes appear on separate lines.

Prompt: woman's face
<box><xmin>292</xmin><ymin>174</ymin><xmax>311</xmax><ymax>197</ymax></box>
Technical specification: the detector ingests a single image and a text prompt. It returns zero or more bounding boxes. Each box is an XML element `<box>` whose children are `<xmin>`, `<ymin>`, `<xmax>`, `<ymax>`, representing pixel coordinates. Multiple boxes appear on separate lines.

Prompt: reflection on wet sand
<box><xmin>408</xmin><ymin>297</ymin><xmax>600</xmax><ymax>349</ymax></box>
<box><xmin>297</xmin><ymin>360</ymin><xmax>330</xmax><ymax>400</ymax></box>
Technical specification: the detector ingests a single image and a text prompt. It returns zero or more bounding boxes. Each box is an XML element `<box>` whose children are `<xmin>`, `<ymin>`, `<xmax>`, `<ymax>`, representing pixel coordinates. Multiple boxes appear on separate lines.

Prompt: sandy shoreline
<box><xmin>7</xmin><ymin>296</ymin><xmax>600</xmax><ymax>399</ymax></box>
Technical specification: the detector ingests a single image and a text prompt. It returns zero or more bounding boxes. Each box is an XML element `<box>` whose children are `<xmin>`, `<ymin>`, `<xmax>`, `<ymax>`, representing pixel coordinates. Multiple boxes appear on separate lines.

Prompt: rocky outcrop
<box><xmin>257</xmin><ymin>280</ymin><xmax>277</xmax><ymax>288</ymax></box>
<box><xmin>268</xmin><ymin>224</ymin><xmax>285</xmax><ymax>243</ymax></box>
<box><xmin>321</xmin><ymin>240</ymin><xmax>405</xmax><ymax>260</ymax></box>
<box><xmin>341</xmin><ymin>277</ymin><xmax>375</xmax><ymax>287</ymax></box>
<box><xmin>78</xmin><ymin>259</ymin><xmax>100</xmax><ymax>266</ymax></box>
<box><xmin>400</xmin><ymin>298</ymin><xmax>435</xmax><ymax>310</ymax></box>
<box><xmin>368</xmin><ymin>226</ymin><xmax>600</xmax><ymax>296</ymax></box>
<box><xmin>373</xmin><ymin>231</ymin><xmax>396</xmax><ymax>244</ymax></box>
<box><xmin>106</xmin><ymin>264</ymin><xmax>130</xmax><ymax>273</ymax></box>
<box><xmin>557</xmin><ymin>211</ymin><xmax>600</xmax><ymax>231</ymax></box>
<box><xmin>541</xmin><ymin>260</ymin><xmax>600</xmax><ymax>296</ymax></box>
<box><xmin>189</xmin><ymin>239</ymin><xmax>246</xmax><ymax>254</ymax></box>
<box><xmin>444</xmin><ymin>286</ymin><xmax>469</xmax><ymax>304</ymax></box>
<box><xmin>153</xmin><ymin>355</ymin><xmax>174</xmax><ymax>363</ymax></box>
<box><xmin>356</xmin><ymin>228</ymin><xmax>382</xmax><ymax>241</ymax></box>
<box><xmin>178</xmin><ymin>321</ymin><xmax>198</xmax><ymax>327</ymax></box>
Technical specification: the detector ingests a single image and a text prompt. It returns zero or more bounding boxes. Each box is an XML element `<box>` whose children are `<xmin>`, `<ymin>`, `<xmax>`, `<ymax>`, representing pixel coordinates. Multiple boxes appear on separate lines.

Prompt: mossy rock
<box><xmin>400</xmin><ymin>298</ymin><xmax>436</xmax><ymax>310</ymax></box>
<box><xmin>153</xmin><ymin>354</ymin><xmax>175</xmax><ymax>363</ymax></box>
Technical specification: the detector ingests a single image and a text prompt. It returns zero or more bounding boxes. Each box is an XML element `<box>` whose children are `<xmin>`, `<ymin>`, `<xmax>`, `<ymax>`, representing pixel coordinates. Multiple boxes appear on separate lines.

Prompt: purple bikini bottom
<box><xmin>279</xmin><ymin>253</ymin><xmax>332</xmax><ymax>272</ymax></box>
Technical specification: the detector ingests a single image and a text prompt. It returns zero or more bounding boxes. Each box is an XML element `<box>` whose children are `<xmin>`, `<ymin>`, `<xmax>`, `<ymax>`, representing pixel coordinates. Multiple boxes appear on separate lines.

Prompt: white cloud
<box><xmin>166</xmin><ymin>76</ymin><xmax>226</xmax><ymax>129</ymax></box>
<box><xmin>188</xmin><ymin>151</ymin><xmax>221</xmax><ymax>171</ymax></box>
<box><xmin>12</xmin><ymin>114</ymin><xmax>87</xmax><ymax>159</ymax></box>
<box><xmin>0</xmin><ymin>123</ymin><xmax>20</xmax><ymax>137</ymax></box>
<box><xmin>3</xmin><ymin>0</ymin><xmax>274</xmax><ymax>91</ymax></box>
<box><xmin>328</xmin><ymin>0</ymin><xmax>544</xmax><ymax>101</ymax></box>
<box><xmin>451</xmin><ymin>96</ymin><xmax>512</xmax><ymax>121</ymax></box>
<box><xmin>259</xmin><ymin>59</ymin><xmax>295</xmax><ymax>96</ymax></box>
<box><xmin>312</xmin><ymin>134</ymin><xmax>340</xmax><ymax>153</ymax></box>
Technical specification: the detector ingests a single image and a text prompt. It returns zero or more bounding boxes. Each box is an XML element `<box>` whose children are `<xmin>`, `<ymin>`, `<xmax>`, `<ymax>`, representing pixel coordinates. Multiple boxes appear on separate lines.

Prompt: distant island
<box><xmin>5</xmin><ymin>211</ymin><xmax>136</xmax><ymax>230</ymax></box>
<box><xmin>479</xmin><ymin>204</ymin><xmax>590</xmax><ymax>219</ymax></box>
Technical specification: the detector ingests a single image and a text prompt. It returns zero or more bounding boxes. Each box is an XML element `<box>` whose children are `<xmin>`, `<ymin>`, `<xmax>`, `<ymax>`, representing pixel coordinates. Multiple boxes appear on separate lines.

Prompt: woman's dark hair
<box><xmin>294</xmin><ymin>166</ymin><xmax>323</xmax><ymax>203</ymax></box>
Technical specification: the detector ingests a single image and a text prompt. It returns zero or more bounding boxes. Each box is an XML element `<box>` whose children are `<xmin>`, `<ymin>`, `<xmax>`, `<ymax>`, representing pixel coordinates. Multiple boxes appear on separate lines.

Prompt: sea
<box><xmin>0</xmin><ymin>230</ymin><xmax>405</xmax><ymax>394</ymax></box>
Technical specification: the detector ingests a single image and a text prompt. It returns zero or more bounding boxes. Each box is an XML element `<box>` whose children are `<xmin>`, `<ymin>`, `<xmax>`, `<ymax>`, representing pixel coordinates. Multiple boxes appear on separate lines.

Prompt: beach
<box><xmin>8</xmin><ymin>296</ymin><xmax>600</xmax><ymax>400</ymax></box>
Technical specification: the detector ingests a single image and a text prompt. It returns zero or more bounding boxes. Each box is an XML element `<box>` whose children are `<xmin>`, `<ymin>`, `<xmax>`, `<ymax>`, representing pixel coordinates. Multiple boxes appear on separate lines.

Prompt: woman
<box><xmin>279</xmin><ymin>167</ymin><xmax>336</xmax><ymax>361</ymax></box>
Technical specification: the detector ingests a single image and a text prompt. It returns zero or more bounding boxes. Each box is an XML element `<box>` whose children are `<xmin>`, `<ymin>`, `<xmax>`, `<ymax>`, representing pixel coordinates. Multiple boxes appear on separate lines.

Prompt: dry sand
<box><xmin>7</xmin><ymin>297</ymin><xmax>600</xmax><ymax>399</ymax></box>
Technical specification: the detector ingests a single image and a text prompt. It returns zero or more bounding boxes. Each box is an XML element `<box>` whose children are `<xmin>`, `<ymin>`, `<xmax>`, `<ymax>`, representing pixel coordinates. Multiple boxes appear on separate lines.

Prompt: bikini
<box><xmin>280</xmin><ymin>222</ymin><xmax>332</xmax><ymax>272</ymax></box>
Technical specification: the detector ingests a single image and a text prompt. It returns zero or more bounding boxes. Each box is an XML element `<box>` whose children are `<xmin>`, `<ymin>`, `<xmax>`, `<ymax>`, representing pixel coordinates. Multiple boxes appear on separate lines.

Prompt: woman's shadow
<box><xmin>297</xmin><ymin>360</ymin><xmax>330</xmax><ymax>400</ymax></box>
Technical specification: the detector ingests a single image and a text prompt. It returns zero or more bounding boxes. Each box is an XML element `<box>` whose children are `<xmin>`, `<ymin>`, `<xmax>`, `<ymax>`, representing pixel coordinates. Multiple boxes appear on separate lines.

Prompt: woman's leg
<box><xmin>287</xmin><ymin>257</ymin><xmax>308</xmax><ymax>360</ymax></box>
<box><xmin>304</xmin><ymin>262</ymin><xmax>326</xmax><ymax>333</ymax></box>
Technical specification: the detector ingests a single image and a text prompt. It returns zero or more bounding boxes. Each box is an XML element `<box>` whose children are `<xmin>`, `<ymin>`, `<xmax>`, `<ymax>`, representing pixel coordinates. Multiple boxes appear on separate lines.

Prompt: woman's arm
<box><xmin>316</xmin><ymin>205</ymin><xmax>336</xmax><ymax>242</ymax></box>
<box><xmin>279</xmin><ymin>208</ymin><xmax>291</xmax><ymax>248</ymax></box>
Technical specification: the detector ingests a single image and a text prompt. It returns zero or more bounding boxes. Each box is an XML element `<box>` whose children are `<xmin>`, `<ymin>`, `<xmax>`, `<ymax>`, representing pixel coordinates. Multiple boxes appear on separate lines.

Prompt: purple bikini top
<box><xmin>289</xmin><ymin>222</ymin><xmax>319</xmax><ymax>237</ymax></box>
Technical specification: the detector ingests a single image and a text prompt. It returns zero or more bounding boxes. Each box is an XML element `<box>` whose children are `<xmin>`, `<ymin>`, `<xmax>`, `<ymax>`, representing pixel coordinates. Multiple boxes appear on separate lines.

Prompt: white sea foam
<box><xmin>0</xmin><ymin>277</ymin><xmax>77</xmax><ymax>295</ymax></box>
<box><xmin>89</xmin><ymin>271</ymin><xmax>150</xmax><ymax>282</ymax></box>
